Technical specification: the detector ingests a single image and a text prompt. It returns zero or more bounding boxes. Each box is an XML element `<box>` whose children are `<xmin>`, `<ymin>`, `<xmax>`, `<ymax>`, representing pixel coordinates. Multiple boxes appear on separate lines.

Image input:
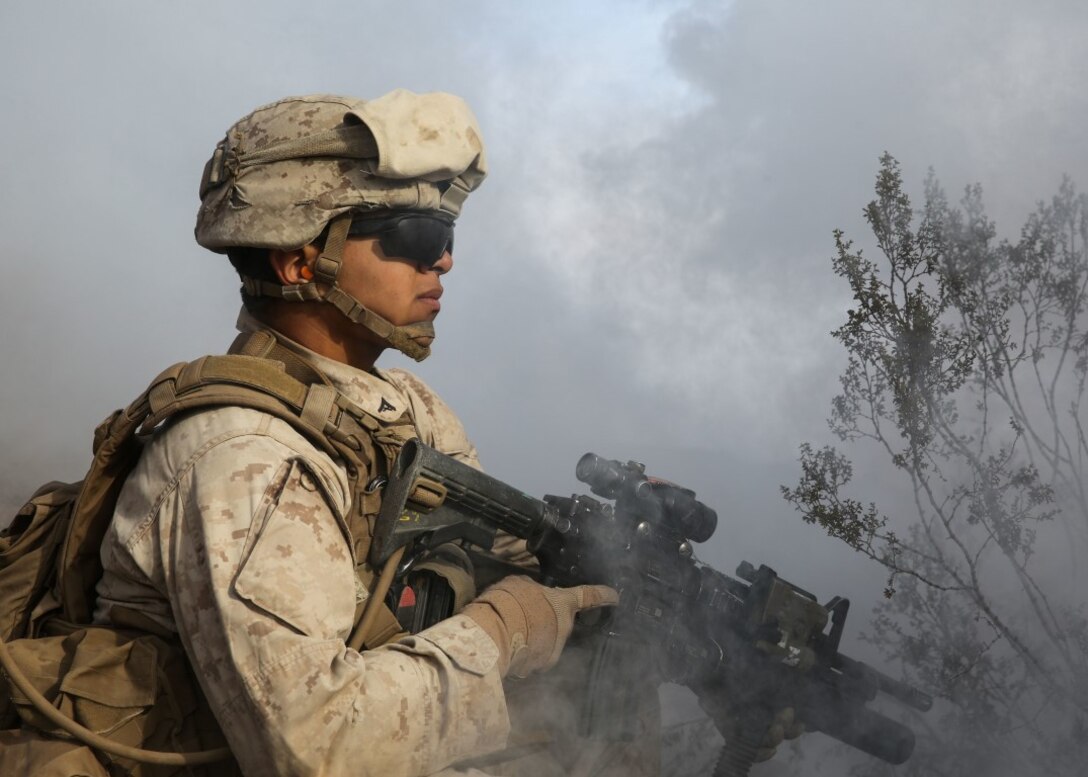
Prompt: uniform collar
<box><xmin>235</xmin><ymin>309</ymin><xmax>410</xmax><ymax>423</ymax></box>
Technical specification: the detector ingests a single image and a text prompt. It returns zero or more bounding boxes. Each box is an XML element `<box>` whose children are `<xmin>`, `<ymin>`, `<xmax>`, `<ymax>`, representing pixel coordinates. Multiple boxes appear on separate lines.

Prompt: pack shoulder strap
<box><xmin>58</xmin><ymin>339</ymin><xmax>386</xmax><ymax>625</ymax></box>
<box><xmin>4</xmin><ymin>334</ymin><xmax>409</xmax><ymax>767</ymax></box>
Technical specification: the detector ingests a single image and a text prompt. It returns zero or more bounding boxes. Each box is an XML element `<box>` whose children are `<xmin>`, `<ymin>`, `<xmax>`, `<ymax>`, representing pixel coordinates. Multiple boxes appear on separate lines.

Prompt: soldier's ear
<box><xmin>269</xmin><ymin>244</ymin><xmax>320</xmax><ymax>285</ymax></box>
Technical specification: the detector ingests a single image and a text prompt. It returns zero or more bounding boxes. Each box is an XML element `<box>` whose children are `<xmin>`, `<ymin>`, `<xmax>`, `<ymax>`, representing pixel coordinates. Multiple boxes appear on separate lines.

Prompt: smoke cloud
<box><xmin>2</xmin><ymin>1</ymin><xmax>1085</xmax><ymax>773</ymax></box>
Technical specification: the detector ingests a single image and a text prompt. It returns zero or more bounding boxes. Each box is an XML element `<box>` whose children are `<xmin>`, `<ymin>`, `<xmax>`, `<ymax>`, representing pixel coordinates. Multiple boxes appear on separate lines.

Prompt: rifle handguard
<box><xmin>370</xmin><ymin>440</ymin><xmax>555</xmax><ymax>567</ymax></box>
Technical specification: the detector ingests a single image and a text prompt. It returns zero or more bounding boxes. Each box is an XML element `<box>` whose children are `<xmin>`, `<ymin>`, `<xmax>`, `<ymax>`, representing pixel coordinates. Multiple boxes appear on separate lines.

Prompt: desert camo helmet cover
<box><xmin>195</xmin><ymin>90</ymin><xmax>487</xmax><ymax>360</ymax></box>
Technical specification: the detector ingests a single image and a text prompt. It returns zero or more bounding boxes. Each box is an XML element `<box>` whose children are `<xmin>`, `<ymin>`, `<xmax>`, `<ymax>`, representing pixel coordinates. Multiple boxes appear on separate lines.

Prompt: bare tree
<box><xmin>782</xmin><ymin>155</ymin><xmax>1088</xmax><ymax>775</ymax></box>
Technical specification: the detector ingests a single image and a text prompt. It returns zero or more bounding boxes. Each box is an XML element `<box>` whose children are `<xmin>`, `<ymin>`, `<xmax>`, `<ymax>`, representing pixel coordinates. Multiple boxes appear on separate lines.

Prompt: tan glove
<box><xmin>462</xmin><ymin>575</ymin><xmax>619</xmax><ymax>678</ymax></box>
<box><xmin>411</xmin><ymin>542</ymin><xmax>477</xmax><ymax>614</ymax></box>
<box><xmin>754</xmin><ymin>707</ymin><xmax>804</xmax><ymax>762</ymax></box>
<box><xmin>698</xmin><ymin>685</ymin><xmax>805</xmax><ymax>763</ymax></box>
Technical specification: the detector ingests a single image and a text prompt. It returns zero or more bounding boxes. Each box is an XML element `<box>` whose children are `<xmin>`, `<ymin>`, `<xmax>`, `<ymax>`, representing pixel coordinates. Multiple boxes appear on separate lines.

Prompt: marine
<box><xmin>0</xmin><ymin>90</ymin><xmax>620</xmax><ymax>776</ymax></box>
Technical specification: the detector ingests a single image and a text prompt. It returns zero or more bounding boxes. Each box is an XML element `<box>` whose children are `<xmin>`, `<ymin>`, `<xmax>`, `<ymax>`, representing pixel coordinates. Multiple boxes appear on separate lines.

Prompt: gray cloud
<box><xmin>1</xmin><ymin>0</ymin><xmax>1084</xmax><ymax>768</ymax></box>
<box><xmin>3</xmin><ymin>0</ymin><xmax>1082</xmax><ymax>600</ymax></box>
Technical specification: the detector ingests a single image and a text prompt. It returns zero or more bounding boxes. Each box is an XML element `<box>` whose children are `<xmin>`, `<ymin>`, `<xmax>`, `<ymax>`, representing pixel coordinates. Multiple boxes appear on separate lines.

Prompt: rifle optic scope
<box><xmin>576</xmin><ymin>453</ymin><xmax>718</xmax><ymax>543</ymax></box>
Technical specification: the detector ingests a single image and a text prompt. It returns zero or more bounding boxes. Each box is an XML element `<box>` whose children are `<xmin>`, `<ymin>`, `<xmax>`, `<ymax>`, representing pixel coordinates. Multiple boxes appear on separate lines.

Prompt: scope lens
<box><xmin>576</xmin><ymin>453</ymin><xmax>626</xmax><ymax>498</ymax></box>
<box><xmin>659</xmin><ymin>487</ymin><xmax>717</xmax><ymax>542</ymax></box>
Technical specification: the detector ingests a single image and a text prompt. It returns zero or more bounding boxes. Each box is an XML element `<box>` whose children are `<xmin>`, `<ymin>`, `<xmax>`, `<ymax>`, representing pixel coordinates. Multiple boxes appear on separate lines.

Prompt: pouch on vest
<box><xmin>0</xmin><ymin>728</ymin><xmax>111</xmax><ymax>777</ymax></box>
<box><xmin>0</xmin><ymin>332</ymin><xmax>412</xmax><ymax>770</ymax></box>
<box><xmin>0</xmin><ymin>481</ymin><xmax>80</xmax><ymax>642</ymax></box>
<box><xmin>4</xmin><ymin>626</ymin><xmax>232</xmax><ymax>776</ymax></box>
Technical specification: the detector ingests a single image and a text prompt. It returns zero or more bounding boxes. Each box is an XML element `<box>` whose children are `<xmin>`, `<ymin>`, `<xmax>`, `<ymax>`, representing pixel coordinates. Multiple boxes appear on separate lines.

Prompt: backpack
<box><xmin>0</xmin><ymin>330</ymin><xmax>415</xmax><ymax>772</ymax></box>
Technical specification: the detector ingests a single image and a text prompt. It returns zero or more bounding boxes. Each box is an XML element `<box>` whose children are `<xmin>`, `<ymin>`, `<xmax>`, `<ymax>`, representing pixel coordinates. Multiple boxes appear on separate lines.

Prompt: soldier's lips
<box><xmin>418</xmin><ymin>288</ymin><xmax>443</xmax><ymax>311</ymax></box>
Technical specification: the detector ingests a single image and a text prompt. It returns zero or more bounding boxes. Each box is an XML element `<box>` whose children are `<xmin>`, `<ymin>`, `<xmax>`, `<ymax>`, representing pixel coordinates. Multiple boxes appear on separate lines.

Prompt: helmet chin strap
<box><xmin>241</xmin><ymin>213</ymin><xmax>435</xmax><ymax>361</ymax></box>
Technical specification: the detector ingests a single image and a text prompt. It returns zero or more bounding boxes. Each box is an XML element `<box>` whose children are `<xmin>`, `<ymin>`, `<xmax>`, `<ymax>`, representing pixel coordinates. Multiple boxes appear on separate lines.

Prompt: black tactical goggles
<box><xmin>347</xmin><ymin>212</ymin><xmax>454</xmax><ymax>268</ymax></box>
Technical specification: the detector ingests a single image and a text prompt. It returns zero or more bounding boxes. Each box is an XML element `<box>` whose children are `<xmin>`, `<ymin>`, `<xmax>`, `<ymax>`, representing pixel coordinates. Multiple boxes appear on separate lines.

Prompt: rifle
<box><xmin>369</xmin><ymin>440</ymin><xmax>932</xmax><ymax>776</ymax></box>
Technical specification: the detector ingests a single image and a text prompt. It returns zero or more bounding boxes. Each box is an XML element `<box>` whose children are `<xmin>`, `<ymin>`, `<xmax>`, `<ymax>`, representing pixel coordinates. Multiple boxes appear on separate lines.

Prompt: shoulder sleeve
<box><xmin>384</xmin><ymin>368</ymin><xmax>481</xmax><ymax>469</ymax></box>
<box><xmin>148</xmin><ymin>427</ymin><xmax>510</xmax><ymax>776</ymax></box>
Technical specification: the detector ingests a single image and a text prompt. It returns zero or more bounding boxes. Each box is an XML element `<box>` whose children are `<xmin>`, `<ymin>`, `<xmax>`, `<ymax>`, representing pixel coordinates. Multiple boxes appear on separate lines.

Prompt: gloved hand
<box><xmin>697</xmin><ymin>684</ymin><xmax>805</xmax><ymax>763</ymax></box>
<box><xmin>411</xmin><ymin>542</ymin><xmax>477</xmax><ymax>613</ymax></box>
<box><xmin>753</xmin><ymin>707</ymin><xmax>804</xmax><ymax>762</ymax></box>
<box><xmin>462</xmin><ymin>575</ymin><xmax>619</xmax><ymax>677</ymax></box>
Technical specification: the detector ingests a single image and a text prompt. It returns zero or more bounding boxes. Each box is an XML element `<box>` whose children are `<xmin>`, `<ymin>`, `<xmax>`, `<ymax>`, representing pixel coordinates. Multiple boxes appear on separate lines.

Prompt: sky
<box><xmin>1</xmin><ymin>0</ymin><xmax>1085</xmax><ymax>770</ymax></box>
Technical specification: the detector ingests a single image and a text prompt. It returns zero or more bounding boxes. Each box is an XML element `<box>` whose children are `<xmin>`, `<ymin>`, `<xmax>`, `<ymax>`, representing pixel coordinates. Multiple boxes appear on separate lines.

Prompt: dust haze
<box><xmin>2</xmin><ymin>1</ymin><xmax>1085</xmax><ymax>774</ymax></box>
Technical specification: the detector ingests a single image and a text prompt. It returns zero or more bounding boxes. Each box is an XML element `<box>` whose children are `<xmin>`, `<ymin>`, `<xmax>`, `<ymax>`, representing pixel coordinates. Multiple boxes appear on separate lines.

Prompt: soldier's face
<box><xmin>337</xmin><ymin>236</ymin><xmax>453</xmax><ymax>328</ymax></box>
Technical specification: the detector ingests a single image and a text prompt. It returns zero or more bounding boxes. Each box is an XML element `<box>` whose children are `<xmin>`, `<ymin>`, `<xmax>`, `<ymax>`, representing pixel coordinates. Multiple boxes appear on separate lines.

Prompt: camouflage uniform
<box><xmin>86</xmin><ymin>90</ymin><xmax>662</xmax><ymax>777</ymax></box>
<box><xmin>93</xmin><ymin>315</ymin><xmax>512</xmax><ymax>777</ymax></box>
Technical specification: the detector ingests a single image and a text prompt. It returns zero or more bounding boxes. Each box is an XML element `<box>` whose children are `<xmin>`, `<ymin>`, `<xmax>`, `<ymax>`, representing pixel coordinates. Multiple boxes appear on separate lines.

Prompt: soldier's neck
<box><xmin>253</xmin><ymin>303</ymin><xmax>385</xmax><ymax>372</ymax></box>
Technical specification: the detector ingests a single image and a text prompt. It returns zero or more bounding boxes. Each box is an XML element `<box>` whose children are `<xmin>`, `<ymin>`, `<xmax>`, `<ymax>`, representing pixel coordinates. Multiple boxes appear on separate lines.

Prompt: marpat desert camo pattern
<box><xmin>195</xmin><ymin>91</ymin><xmax>487</xmax><ymax>253</ymax></box>
<box><xmin>93</xmin><ymin>315</ymin><xmax>514</xmax><ymax>777</ymax></box>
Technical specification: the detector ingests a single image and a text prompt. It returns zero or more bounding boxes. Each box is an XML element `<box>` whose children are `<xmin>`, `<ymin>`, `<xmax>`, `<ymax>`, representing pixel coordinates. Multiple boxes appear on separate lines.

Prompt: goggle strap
<box><xmin>439</xmin><ymin>176</ymin><xmax>471</xmax><ymax>215</ymax></box>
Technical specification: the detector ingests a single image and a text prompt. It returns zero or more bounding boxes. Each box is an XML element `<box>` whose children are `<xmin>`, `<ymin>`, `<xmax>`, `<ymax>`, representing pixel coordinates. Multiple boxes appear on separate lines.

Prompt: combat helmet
<box><xmin>195</xmin><ymin>90</ymin><xmax>487</xmax><ymax>360</ymax></box>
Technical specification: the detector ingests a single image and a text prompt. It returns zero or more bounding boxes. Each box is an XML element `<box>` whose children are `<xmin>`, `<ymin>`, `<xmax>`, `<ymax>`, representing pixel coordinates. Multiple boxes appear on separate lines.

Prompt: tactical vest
<box><xmin>0</xmin><ymin>330</ymin><xmax>418</xmax><ymax>775</ymax></box>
